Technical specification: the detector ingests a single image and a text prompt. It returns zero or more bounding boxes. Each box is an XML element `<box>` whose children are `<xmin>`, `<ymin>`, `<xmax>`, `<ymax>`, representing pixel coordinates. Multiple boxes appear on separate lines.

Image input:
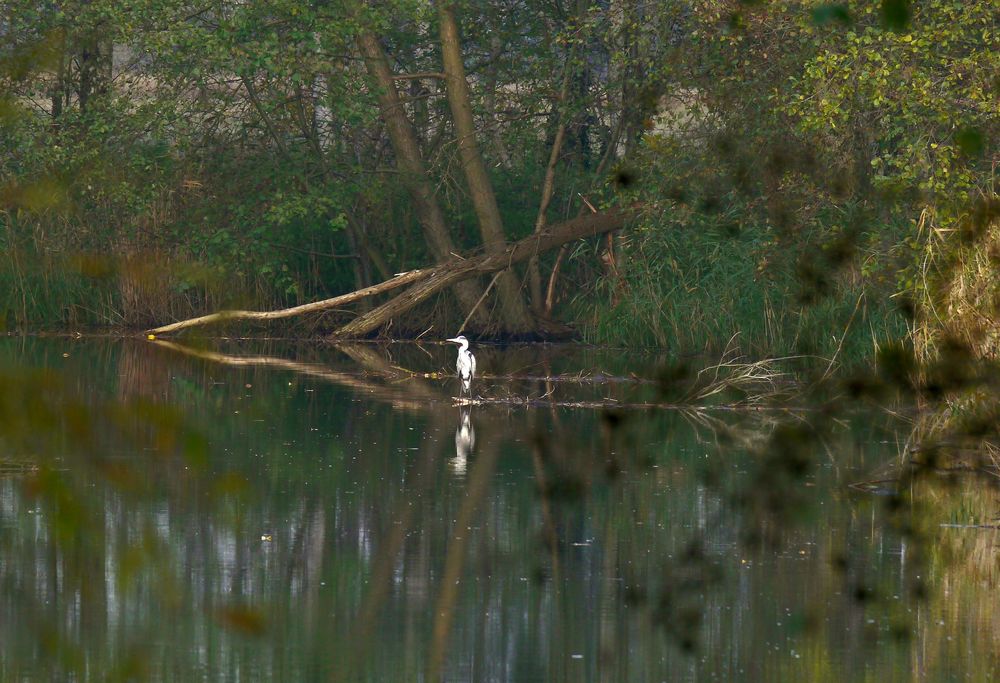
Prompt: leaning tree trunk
<box><xmin>356</xmin><ymin>31</ymin><xmax>487</xmax><ymax>326</ymax></box>
<box><xmin>332</xmin><ymin>208</ymin><xmax>633</xmax><ymax>338</ymax></box>
<box><xmin>437</xmin><ymin>2</ymin><xmax>536</xmax><ymax>334</ymax></box>
<box><xmin>147</xmin><ymin>208</ymin><xmax>635</xmax><ymax>338</ymax></box>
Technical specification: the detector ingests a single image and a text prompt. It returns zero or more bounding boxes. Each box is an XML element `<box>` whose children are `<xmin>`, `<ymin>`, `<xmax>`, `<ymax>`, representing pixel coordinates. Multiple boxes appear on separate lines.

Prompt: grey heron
<box><xmin>446</xmin><ymin>335</ymin><xmax>476</xmax><ymax>395</ymax></box>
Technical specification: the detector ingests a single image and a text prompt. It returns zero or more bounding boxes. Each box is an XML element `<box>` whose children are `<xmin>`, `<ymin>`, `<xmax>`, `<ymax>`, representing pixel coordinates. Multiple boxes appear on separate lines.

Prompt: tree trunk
<box><xmin>355</xmin><ymin>31</ymin><xmax>487</xmax><ymax>325</ymax></box>
<box><xmin>333</xmin><ymin>207</ymin><xmax>633</xmax><ymax>339</ymax></box>
<box><xmin>528</xmin><ymin>121</ymin><xmax>566</xmax><ymax>312</ymax></box>
<box><xmin>77</xmin><ymin>36</ymin><xmax>111</xmax><ymax>111</ymax></box>
<box><xmin>437</xmin><ymin>2</ymin><xmax>536</xmax><ymax>333</ymax></box>
<box><xmin>528</xmin><ymin>63</ymin><xmax>572</xmax><ymax>313</ymax></box>
<box><xmin>149</xmin><ymin>208</ymin><xmax>634</xmax><ymax>337</ymax></box>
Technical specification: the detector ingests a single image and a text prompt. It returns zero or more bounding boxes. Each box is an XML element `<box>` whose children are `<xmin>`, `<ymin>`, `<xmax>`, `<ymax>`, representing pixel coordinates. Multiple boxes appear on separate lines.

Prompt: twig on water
<box><xmin>452</xmin><ymin>396</ymin><xmax>810</xmax><ymax>411</ymax></box>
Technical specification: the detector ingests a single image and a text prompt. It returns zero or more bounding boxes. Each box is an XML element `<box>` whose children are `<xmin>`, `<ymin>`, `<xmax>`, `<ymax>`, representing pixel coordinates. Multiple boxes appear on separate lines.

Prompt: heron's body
<box><xmin>446</xmin><ymin>335</ymin><xmax>476</xmax><ymax>395</ymax></box>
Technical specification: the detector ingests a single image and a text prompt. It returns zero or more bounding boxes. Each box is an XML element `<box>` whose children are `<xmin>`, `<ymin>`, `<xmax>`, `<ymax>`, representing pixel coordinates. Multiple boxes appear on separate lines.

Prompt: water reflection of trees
<box><xmin>2</xmin><ymin>339</ymin><xmax>1000</xmax><ymax>680</ymax></box>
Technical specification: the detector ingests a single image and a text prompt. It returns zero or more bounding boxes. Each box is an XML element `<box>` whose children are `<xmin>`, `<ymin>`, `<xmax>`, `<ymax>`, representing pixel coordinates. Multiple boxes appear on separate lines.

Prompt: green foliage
<box><xmin>0</xmin><ymin>0</ymin><xmax>377</xmax><ymax>322</ymax></box>
<box><xmin>578</xmin><ymin>201</ymin><xmax>906</xmax><ymax>359</ymax></box>
<box><xmin>0</xmin><ymin>0</ymin><xmax>995</xmax><ymax>357</ymax></box>
<box><xmin>786</xmin><ymin>0</ymin><xmax>996</xmax><ymax>210</ymax></box>
<box><xmin>779</xmin><ymin>0</ymin><xmax>998</xmax><ymax>358</ymax></box>
<box><xmin>568</xmin><ymin>0</ymin><xmax>993</xmax><ymax>362</ymax></box>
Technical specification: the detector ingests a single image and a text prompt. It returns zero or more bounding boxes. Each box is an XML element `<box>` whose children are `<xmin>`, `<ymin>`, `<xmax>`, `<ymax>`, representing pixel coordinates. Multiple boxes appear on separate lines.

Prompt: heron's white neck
<box><xmin>455</xmin><ymin>339</ymin><xmax>469</xmax><ymax>352</ymax></box>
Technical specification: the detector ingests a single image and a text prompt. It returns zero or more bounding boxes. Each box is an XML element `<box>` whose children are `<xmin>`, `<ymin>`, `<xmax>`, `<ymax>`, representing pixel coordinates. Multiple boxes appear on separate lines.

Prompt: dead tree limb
<box><xmin>333</xmin><ymin>207</ymin><xmax>634</xmax><ymax>338</ymax></box>
<box><xmin>148</xmin><ymin>207</ymin><xmax>634</xmax><ymax>338</ymax></box>
<box><xmin>147</xmin><ymin>268</ymin><xmax>430</xmax><ymax>335</ymax></box>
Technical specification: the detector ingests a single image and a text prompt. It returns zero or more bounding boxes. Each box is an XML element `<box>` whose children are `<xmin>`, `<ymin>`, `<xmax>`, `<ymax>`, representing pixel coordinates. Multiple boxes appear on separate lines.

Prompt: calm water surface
<box><xmin>0</xmin><ymin>337</ymin><xmax>996</xmax><ymax>681</ymax></box>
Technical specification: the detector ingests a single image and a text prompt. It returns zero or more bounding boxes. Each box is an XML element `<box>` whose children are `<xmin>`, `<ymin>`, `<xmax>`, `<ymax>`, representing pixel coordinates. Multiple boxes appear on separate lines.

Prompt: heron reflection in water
<box><xmin>452</xmin><ymin>407</ymin><xmax>475</xmax><ymax>475</ymax></box>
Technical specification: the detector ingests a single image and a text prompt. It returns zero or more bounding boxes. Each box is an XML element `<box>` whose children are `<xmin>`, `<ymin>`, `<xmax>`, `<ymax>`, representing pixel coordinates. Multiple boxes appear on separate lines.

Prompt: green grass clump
<box><xmin>0</xmin><ymin>255</ymin><xmax>118</xmax><ymax>329</ymax></box>
<box><xmin>575</xmin><ymin>210</ymin><xmax>907</xmax><ymax>361</ymax></box>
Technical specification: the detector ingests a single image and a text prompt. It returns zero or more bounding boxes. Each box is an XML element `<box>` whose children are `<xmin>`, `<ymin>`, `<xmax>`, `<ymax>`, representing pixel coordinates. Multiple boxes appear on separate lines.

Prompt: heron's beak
<box><xmin>445</xmin><ymin>337</ymin><xmax>461</xmax><ymax>344</ymax></box>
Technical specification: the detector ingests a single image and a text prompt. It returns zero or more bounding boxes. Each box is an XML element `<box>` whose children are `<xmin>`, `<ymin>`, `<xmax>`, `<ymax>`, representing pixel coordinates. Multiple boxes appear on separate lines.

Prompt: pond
<box><xmin>0</xmin><ymin>336</ymin><xmax>996</xmax><ymax>681</ymax></box>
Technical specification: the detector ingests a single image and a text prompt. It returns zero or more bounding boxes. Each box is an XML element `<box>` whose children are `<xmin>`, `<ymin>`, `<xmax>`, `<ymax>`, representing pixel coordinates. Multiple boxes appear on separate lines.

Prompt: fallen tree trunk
<box><xmin>332</xmin><ymin>206</ymin><xmax>634</xmax><ymax>339</ymax></box>
<box><xmin>147</xmin><ymin>268</ymin><xmax>431</xmax><ymax>335</ymax></box>
<box><xmin>148</xmin><ymin>206</ymin><xmax>634</xmax><ymax>337</ymax></box>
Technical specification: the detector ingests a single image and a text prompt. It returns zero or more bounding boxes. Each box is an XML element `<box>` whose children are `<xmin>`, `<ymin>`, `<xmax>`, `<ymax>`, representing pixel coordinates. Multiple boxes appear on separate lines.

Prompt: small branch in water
<box><xmin>690</xmin><ymin>351</ymin><xmax>803</xmax><ymax>404</ymax></box>
<box><xmin>452</xmin><ymin>396</ymin><xmax>811</xmax><ymax>411</ymax></box>
<box><xmin>847</xmin><ymin>478</ymin><xmax>899</xmax><ymax>495</ymax></box>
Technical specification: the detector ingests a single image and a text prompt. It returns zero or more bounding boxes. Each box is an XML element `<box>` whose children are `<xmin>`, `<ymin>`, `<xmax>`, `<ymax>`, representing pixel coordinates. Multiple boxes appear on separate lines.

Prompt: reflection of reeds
<box><xmin>912</xmin><ymin>472</ymin><xmax>1000</xmax><ymax>672</ymax></box>
<box><xmin>887</xmin><ymin>390</ymin><xmax>1000</xmax><ymax>673</ymax></box>
<box><xmin>916</xmin><ymin>472</ymin><xmax>1000</xmax><ymax>585</ymax></box>
<box><xmin>117</xmin><ymin>339</ymin><xmax>174</xmax><ymax>403</ymax></box>
<box><xmin>680</xmin><ymin>407</ymin><xmax>779</xmax><ymax>452</ymax></box>
<box><xmin>908</xmin><ymin>385</ymin><xmax>1000</xmax><ymax>474</ymax></box>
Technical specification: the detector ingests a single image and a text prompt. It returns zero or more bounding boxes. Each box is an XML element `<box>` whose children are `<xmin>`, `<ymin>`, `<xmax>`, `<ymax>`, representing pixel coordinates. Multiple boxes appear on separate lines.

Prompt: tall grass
<box><xmin>0</xmin><ymin>250</ymin><xmax>117</xmax><ymax>329</ymax></box>
<box><xmin>0</xmin><ymin>248</ymin><xmax>268</xmax><ymax>331</ymax></box>
<box><xmin>574</xmin><ymin>210</ymin><xmax>908</xmax><ymax>361</ymax></box>
<box><xmin>911</xmin><ymin>199</ymin><xmax>1000</xmax><ymax>363</ymax></box>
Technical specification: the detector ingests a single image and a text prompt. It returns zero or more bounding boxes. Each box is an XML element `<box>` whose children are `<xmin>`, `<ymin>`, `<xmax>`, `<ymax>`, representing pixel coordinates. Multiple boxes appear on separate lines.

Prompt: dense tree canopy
<box><xmin>0</xmin><ymin>0</ymin><xmax>996</xmax><ymax>354</ymax></box>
